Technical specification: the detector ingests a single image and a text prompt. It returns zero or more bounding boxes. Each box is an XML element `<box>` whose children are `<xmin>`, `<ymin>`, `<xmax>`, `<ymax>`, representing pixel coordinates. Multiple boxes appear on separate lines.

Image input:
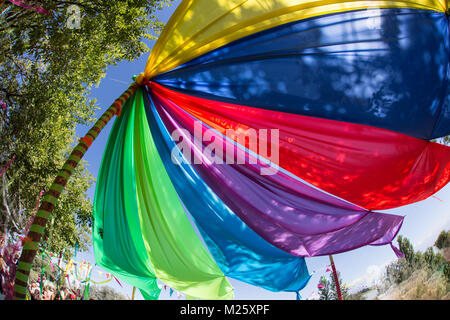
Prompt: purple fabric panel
<box><xmin>390</xmin><ymin>243</ymin><xmax>406</xmax><ymax>259</ymax></box>
<box><xmin>151</xmin><ymin>92</ymin><xmax>404</xmax><ymax>257</ymax></box>
<box><xmin>370</xmin><ymin>218</ymin><xmax>404</xmax><ymax>246</ymax></box>
<box><xmin>298</xmin><ymin>213</ymin><xmax>404</xmax><ymax>256</ymax></box>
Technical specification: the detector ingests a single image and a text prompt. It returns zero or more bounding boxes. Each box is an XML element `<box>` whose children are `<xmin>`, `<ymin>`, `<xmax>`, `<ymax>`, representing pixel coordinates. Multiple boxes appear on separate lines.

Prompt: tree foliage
<box><xmin>384</xmin><ymin>233</ymin><xmax>450</xmax><ymax>286</ymax></box>
<box><xmin>0</xmin><ymin>0</ymin><xmax>172</xmax><ymax>256</ymax></box>
<box><xmin>318</xmin><ymin>271</ymin><xmax>349</xmax><ymax>300</ymax></box>
<box><xmin>88</xmin><ymin>285</ymin><xmax>127</xmax><ymax>300</ymax></box>
<box><xmin>435</xmin><ymin>231</ymin><xmax>450</xmax><ymax>250</ymax></box>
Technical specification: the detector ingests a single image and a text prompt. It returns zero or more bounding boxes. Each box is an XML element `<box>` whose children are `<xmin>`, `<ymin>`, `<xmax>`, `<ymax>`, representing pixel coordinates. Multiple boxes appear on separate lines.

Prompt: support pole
<box><xmin>13</xmin><ymin>82</ymin><xmax>140</xmax><ymax>300</ymax></box>
<box><xmin>328</xmin><ymin>255</ymin><xmax>343</xmax><ymax>300</ymax></box>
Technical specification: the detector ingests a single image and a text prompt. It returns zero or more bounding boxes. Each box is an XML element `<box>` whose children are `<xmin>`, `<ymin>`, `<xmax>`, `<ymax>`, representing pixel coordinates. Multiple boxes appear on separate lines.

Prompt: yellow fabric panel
<box><xmin>145</xmin><ymin>0</ymin><xmax>447</xmax><ymax>79</ymax></box>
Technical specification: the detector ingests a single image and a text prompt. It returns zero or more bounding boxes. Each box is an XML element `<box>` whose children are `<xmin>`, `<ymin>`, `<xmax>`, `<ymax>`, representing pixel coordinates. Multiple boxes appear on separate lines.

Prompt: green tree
<box><xmin>435</xmin><ymin>230</ymin><xmax>450</xmax><ymax>250</ymax></box>
<box><xmin>0</xmin><ymin>0</ymin><xmax>172</xmax><ymax>256</ymax></box>
<box><xmin>318</xmin><ymin>272</ymin><xmax>349</xmax><ymax>300</ymax></box>
<box><xmin>397</xmin><ymin>235</ymin><xmax>418</xmax><ymax>267</ymax></box>
<box><xmin>318</xmin><ymin>276</ymin><xmax>332</xmax><ymax>300</ymax></box>
<box><xmin>384</xmin><ymin>234</ymin><xmax>450</xmax><ymax>286</ymax></box>
<box><xmin>88</xmin><ymin>285</ymin><xmax>127</xmax><ymax>300</ymax></box>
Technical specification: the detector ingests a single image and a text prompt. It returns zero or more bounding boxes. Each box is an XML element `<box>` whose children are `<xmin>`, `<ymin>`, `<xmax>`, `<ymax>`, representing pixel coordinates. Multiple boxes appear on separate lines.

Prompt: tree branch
<box><xmin>2</xmin><ymin>175</ymin><xmax>22</xmax><ymax>234</ymax></box>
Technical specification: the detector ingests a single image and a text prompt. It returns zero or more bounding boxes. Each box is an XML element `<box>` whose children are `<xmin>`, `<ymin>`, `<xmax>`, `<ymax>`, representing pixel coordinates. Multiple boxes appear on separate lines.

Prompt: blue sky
<box><xmin>74</xmin><ymin>1</ymin><xmax>450</xmax><ymax>300</ymax></box>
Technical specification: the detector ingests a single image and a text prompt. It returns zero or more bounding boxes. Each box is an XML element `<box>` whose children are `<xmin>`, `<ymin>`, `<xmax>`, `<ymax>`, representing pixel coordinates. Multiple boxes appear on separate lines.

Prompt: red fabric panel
<box><xmin>150</xmin><ymin>82</ymin><xmax>450</xmax><ymax>210</ymax></box>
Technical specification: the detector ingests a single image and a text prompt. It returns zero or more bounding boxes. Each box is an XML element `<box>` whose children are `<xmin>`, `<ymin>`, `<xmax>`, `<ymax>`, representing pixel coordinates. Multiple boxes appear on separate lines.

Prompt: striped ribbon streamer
<box><xmin>13</xmin><ymin>82</ymin><xmax>140</xmax><ymax>300</ymax></box>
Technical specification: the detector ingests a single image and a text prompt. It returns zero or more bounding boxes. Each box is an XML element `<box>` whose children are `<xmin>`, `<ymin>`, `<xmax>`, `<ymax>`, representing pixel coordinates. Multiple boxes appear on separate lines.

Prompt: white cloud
<box><xmin>345</xmin><ymin>261</ymin><xmax>391</xmax><ymax>292</ymax></box>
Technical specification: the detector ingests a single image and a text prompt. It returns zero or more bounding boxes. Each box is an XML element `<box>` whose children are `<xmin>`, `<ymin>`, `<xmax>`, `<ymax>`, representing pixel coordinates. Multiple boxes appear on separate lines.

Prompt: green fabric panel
<box><xmin>139</xmin><ymin>288</ymin><xmax>160</xmax><ymax>300</ymax></box>
<box><xmin>132</xmin><ymin>88</ymin><xmax>233</xmax><ymax>300</ymax></box>
<box><xmin>93</xmin><ymin>92</ymin><xmax>160</xmax><ymax>300</ymax></box>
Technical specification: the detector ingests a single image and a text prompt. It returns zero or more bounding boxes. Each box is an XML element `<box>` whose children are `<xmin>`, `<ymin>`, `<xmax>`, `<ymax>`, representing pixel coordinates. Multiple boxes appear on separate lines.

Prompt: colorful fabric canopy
<box><xmin>94</xmin><ymin>0</ymin><xmax>450</xmax><ymax>300</ymax></box>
